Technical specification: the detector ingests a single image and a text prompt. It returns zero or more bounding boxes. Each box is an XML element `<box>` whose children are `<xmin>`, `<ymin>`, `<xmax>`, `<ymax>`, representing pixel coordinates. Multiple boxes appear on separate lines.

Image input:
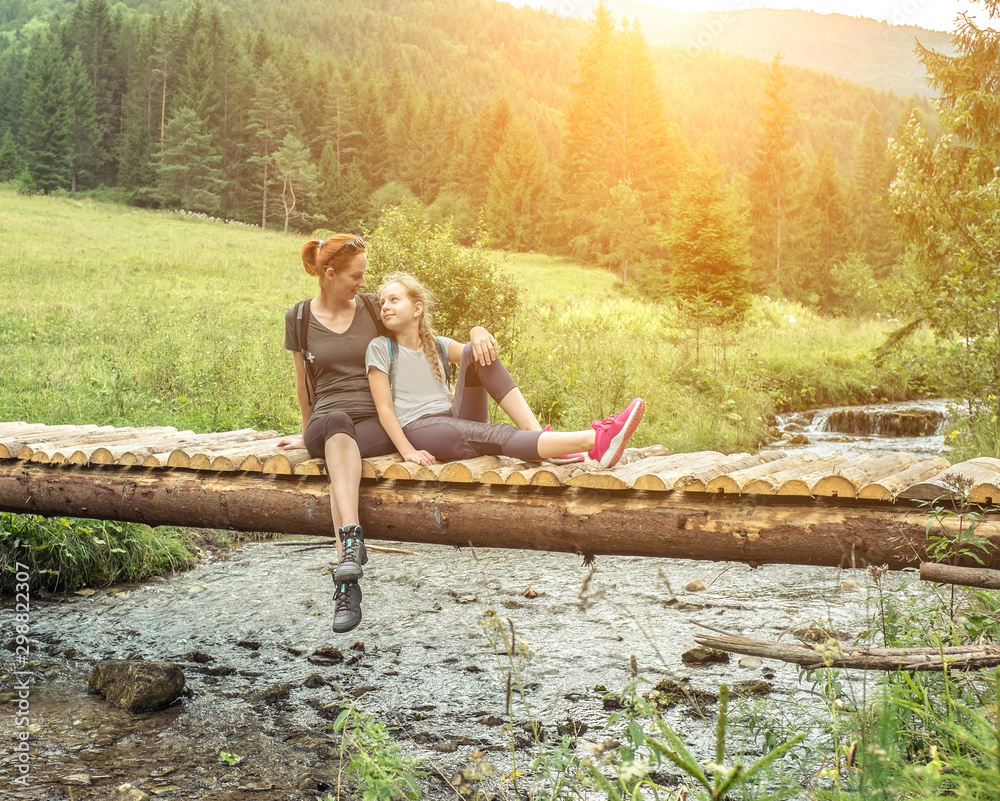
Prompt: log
<box><xmin>3</xmin><ymin>461</ymin><xmax>1000</xmax><ymax>570</ymax></box>
<box><xmin>693</xmin><ymin>632</ymin><xmax>1000</xmax><ymax>671</ymax></box>
<box><xmin>620</xmin><ymin>451</ymin><xmax>724</xmax><ymax>491</ymax></box>
<box><xmin>858</xmin><ymin>457</ymin><xmax>951</xmax><ymax>500</ymax></box>
<box><xmin>675</xmin><ymin>451</ymin><xmax>788</xmax><ymax>492</ymax></box>
<box><xmin>436</xmin><ymin>456</ymin><xmax>504</xmax><ymax>483</ymax></box>
<box><xmin>1</xmin><ymin>424</ymin><xmax>110</xmax><ymax>458</ymax></box>
<box><xmin>16</xmin><ymin>426</ymin><xmax>123</xmax><ymax>462</ymax></box>
<box><xmin>72</xmin><ymin>430</ymin><xmax>197</xmax><ymax>466</ymax></box>
<box><xmin>529</xmin><ymin>462</ymin><xmax>596</xmax><ymax>487</ymax></box>
<box><xmin>812</xmin><ymin>452</ymin><xmax>919</xmax><ymax>498</ymax></box>
<box><xmin>919</xmin><ymin>562</ymin><xmax>1000</xmax><ymax>590</ymax></box>
<box><xmin>741</xmin><ymin>456</ymin><xmax>845</xmax><ymax>495</ymax></box>
<box><xmin>900</xmin><ymin>458</ymin><xmax>1000</xmax><ymax>503</ymax></box>
<box><xmin>361</xmin><ymin>455</ymin><xmax>403</xmax><ymax>479</ymax></box>
<box><xmin>706</xmin><ymin>452</ymin><xmax>822</xmax><ymax>494</ymax></box>
<box><xmin>163</xmin><ymin>429</ymin><xmax>273</xmax><ymax>468</ymax></box>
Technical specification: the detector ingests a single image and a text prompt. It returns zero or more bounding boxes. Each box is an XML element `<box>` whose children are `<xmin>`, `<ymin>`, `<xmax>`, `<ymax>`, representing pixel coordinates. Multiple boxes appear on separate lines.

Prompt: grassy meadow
<box><xmin>0</xmin><ymin>187</ymin><xmax>938</xmax><ymax>453</ymax></box>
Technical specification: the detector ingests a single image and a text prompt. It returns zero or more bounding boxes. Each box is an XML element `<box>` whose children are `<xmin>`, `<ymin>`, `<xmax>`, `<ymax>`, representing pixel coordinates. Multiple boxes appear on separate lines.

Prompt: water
<box><xmin>7</xmin><ymin>399</ymin><xmax>952</xmax><ymax>800</ymax></box>
<box><xmin>772</xmin><ymin>399</ymin><xmax>951</xmax><ymax>458</ymax></box>
<box><xmin>11</xmin><ymin>540</ymin><xmax>927</xmax><ymax>800</ymax></box>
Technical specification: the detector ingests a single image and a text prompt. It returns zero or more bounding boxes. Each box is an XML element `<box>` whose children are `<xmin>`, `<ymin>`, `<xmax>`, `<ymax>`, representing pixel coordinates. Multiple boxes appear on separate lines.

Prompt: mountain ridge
<box><xmin>521</xmin><ymin>0</ymin><xmax>956</xmax><ymax>96</ymax></box>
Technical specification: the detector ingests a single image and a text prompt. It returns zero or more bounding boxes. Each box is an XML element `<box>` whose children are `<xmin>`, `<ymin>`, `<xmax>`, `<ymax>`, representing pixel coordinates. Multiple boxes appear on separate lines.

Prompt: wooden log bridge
<box><xmin>3</xmin><ymin>421</ymin><xmax>1000</xmax><ymax>571</ymax></box>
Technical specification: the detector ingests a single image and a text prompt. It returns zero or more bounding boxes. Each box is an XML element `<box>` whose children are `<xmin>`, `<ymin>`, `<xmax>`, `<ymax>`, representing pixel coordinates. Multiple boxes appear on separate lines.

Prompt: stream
<box><xmin>2</xmin><ymin>401</ymin><xmax>953</xmax><ymax>801</ymax></box>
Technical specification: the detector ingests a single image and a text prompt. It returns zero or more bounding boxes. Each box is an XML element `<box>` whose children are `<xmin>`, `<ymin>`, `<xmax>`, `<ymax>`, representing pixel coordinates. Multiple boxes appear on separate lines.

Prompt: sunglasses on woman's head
<box><xmin>329</xmin><ymin>237</ymin><xmax>365</xmax><ymax>258</ymax></box>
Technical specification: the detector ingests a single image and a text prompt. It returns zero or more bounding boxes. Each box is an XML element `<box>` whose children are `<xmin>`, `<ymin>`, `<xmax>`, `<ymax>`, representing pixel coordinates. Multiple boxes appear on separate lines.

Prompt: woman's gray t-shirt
<box><xmin>283</xmin><ymin>295</ymin><xmax>381</xmax><ymax>420</ymax></box>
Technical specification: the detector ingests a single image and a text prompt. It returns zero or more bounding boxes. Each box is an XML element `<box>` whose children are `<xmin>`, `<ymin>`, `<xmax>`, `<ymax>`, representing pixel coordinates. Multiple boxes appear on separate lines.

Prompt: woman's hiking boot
<box><xmin>589</xmin><ymin>398</ymin><xmax>645</xmax><ymax>468</ymax></box>
<box><xmin>334</xmin><ymin>524</ymin><xmax>368</xmax><ymax>582</ymax></box>
<box><xmin>332</xmin><ymin>580</ymin><xmax>362</xmax><ymax>633</ymax></box>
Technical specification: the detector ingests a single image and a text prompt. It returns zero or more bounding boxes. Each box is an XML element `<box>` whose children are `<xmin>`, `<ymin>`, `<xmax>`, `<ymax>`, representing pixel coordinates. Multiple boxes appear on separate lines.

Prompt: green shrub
<box><xmin>0</xmin><ymin>513</ymin><xmax>197</xmax><ymax>594</ymax></box>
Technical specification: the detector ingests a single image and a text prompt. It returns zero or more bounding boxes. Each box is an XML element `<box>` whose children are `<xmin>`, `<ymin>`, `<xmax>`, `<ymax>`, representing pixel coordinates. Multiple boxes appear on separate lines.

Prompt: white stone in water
<box><xmin>739</xmin><ymin>656</ymin><xmax>763</xmax><ymax>669</ymax></box>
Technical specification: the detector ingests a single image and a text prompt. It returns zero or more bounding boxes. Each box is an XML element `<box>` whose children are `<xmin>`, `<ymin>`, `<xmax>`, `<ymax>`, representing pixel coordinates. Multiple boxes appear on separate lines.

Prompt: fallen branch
<box><xmin>920</xmin><ymin>561</ymin><xmax>1000</xmax><ymax>590</ymax></box>
<box><xmin>270</xmin><ymin>540</ymin><xmax>428</xmax><ymax>557</ymax></box>
<box><xmin>692</xmin><ymin>631</ymin><xmax>1000</xmax><ymax>671</ymax></box>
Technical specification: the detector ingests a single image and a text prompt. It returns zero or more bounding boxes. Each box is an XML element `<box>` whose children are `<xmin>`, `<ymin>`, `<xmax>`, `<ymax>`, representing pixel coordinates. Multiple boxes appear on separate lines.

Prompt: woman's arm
<box><xmin>368</xmin><ymin>367</ymin><xmax>437</xmax><ymax>465</ymax></box>
<box><xmin>279</xmin><ymin>352</ymin><xmax>311</xmax><ymax>450</ymax></box>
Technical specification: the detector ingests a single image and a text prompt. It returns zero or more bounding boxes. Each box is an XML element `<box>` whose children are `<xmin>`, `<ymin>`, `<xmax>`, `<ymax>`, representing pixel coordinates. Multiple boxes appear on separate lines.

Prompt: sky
<box><xmin>529</xmin><ymin>1</ymin><xmax>995</xmax><ymax>32</ymax></box>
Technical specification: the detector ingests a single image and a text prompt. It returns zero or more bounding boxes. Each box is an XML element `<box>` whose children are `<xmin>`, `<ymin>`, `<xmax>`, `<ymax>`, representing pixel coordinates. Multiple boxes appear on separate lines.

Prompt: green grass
<box><xmin>0</xmin><ymin>185</ymin><xmax>940</xmax><ymax>454</ymax></box>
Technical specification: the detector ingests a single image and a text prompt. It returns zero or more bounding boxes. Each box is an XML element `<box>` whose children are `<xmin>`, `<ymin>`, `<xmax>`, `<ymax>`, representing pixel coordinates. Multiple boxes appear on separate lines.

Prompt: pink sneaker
<box><xmin>541</xmin><ymin>426</ymin><xmax>586</xmax><ymax>464</ymax></box>
<box><xmin>590</xmin><ymin>398</ymin><xmax>645</xmax><ymax>468</ymax></box>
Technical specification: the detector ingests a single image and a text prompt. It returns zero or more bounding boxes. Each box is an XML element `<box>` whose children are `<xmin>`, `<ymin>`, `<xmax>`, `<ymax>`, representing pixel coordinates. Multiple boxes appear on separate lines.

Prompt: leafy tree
<box><xmin>667</xmin><ymin>147</ymin><xmax>752</xmax><ymax>323</ymax></box>
<box><xmin>19</xmin><ymin>34</ymin><xmax>72</xmax><ymax>194</ymax></box>
<box><xmin>888</xmin><ymin>2</ymin><xmax>1000</xmax><ymax>448</ymax></box>
<box><xmin>366</xmin><ymin>206</ymin><xmax>521</xmax><ymax>348</ymax></box>
<box><xmin>154</xmin><ymin>106</ymin><xmax>224</xmax><ymax>213</ymax></box>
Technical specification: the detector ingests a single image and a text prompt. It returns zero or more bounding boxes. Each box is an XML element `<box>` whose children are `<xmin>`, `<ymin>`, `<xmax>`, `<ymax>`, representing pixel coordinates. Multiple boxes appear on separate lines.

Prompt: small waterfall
<box><xmin>819</xmin><ymin>406</ymin><xmax>947</xmax><ymax>437</ymax></box>
<box><xmin>772</xmin><ymin>400</ymin><xmax>950</xmax><ymax>458</ymax></box>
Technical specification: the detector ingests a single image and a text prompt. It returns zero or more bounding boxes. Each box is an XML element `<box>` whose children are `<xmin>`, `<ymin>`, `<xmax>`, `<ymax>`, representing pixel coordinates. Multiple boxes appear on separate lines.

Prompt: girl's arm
<box><xmin>279</xmin><ymin>352</ymin><xmax>311</xmax><ymax>450</ymax></box>
<box><xmin>368</xmin><ymin>367</ymin><xmax>437</xmax><ymax>466</ymax></box>
<box><xmin>468</xmin><ymin>326</ymin><xmax>498</xmax><ymax>365</ymax></box>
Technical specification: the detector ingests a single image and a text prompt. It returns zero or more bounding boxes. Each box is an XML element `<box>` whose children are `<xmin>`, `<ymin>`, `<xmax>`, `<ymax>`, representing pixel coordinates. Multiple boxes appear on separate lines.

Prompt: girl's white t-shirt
<box><xmin>366</xmin><ymin>336</ymin><xmax>455</xmax><ymax>427</ymax></box>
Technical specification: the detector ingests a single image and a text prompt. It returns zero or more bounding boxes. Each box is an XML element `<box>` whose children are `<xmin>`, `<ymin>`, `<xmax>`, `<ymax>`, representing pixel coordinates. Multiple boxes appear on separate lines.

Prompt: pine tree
<box><xmin>560</xmin><ymin>2</ymin><xmax>684</xmax><ymax>255</ymax></box>
<box><xmin>155</xmin><ymin>106</ymin><xmax>224</xmax><ymax>214</ymax></box>
<box><xmin>62</xmin><ymin>0</ymin><xmax>120</xmax><ymax>185</ymax></box>
<box><xmin>594</xmin><ymin>180</ymin><xmax>656</xmax><ymax>285</ymax></box>
<box><xmin>19</xmin><ymin>34</ymin><xmax>73</xmax><ymax>194</ymax></box>
<box><xmin>851</xmin><ymin>108</ymin><xmax>897</xmax><ymax>275</ymax></box>
<box><xmin>246</xmin><ymin>58</ymin><xmax>297</xmax><ymax>228</ymax></box>
<box><xmin>0</xmin><ymin>131</ymin><xmax>22</xmax><ymax>181</ymax></box>
<box><xmin>484</xmin><ymin>117</ymin><xmax>551</xmax><ymax>250</ymax></box>
<box><xmin>747</xmin><ymin>54</ymin><xmax>802</xmax><ymax>295</ymax></box>
<box><xmin>810</xmin><ymin>143</ymin><xmax>850</xmax><ymax>268</ymax></box>
<box><xmin>318</xmin><ymin>148</ymin><xmax>370</xmax><ymax>233</ymax></box>
<box><xmin>65</xmin><ymin>48</ymin><xmax>102</xmax><ymax>197</ymax></box>
<box><xmin>175</xmin><ymin>27</ymin><xmax>217</xmax><ymax>127</ymax></box>
<box><xmin>668</xmin><ymin>147</ymin><xmax>752</xmax><ymax>323</ymax></box>
<box><xmin>116</xmin><ymin>14</ymin><xmax>158</xmax><ymax>203</ymax></box>
<box><xmin>272</xmin><ymin>133</ymin><xmax>318</xmax><ymax>233</ymax></box>
<box><xmin>460</xmin><ymin>94</ymin><xmax>514</xmax><ymax>211</ymax></box>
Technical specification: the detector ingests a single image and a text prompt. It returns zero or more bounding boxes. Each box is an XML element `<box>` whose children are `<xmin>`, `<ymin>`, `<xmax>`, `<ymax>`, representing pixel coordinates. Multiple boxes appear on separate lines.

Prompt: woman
<box><xmin>366</xmin><ymin>272</ymin><xmax>645</xmax><ymax>469</ymax></box>
<box><xmin>278</xmin><ymin>236</ymin><xmax>499</xmax><ymax>634</ymax></box>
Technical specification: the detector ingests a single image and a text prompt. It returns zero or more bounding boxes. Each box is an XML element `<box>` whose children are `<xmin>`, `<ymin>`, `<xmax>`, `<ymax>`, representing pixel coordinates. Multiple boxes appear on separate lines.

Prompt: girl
<box><xmin>366</xmin><ymin>272</ymin><xmax>645</xmax><ymax>469</ymax></box>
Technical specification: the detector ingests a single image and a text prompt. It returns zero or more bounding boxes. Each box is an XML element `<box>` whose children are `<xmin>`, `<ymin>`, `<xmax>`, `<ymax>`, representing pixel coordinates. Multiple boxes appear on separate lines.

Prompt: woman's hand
<box><xmin>469</xmin><ymin>325</ymin><xmax>498</xmax><ymax>366</ymax></box>
<box><xmin>403</xmin><ymin>449</ymin><xmax>437</xmax><ymax>466</ymax></box>
<box><xmin>278</xmin><ymin>436</ymin><xmax>306</xmax><ymax>450</ymax></box>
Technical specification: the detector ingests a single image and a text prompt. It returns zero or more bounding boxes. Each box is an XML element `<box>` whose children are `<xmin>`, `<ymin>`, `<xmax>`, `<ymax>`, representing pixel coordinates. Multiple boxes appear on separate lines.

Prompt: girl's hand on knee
<box><xmin>404</xmin><ymin>449</ymin><xmax>436</xmax><ymax>466</ymax></box>
<box><xmin>470</xmin><ymin>326</ymin><xmax>498</xmax><ymax>366</ymax></box>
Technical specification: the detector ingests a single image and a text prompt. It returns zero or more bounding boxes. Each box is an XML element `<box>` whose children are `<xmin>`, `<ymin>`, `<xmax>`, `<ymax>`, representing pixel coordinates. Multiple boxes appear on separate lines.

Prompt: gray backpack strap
<box><xmin>295</xmin><ymin>299</ymin><xmax>316</xmax><ymax>407</ymax></box>
<box><xmin>387</xmin><ymin>336</ymin><xmax>398</xmax><ymax>403</ymax></box>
